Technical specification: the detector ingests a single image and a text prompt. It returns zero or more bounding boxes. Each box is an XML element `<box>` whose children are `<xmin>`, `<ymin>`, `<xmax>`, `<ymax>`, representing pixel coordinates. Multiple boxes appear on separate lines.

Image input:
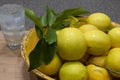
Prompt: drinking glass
<box><xmin>0</xmin><ymin>4</ymin><xmax>25</xmax><ymax>49</ymax></box>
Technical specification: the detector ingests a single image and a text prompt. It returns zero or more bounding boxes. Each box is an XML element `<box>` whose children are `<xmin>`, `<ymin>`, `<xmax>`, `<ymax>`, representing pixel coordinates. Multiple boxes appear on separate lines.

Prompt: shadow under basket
<box><xmin>21</xmin><ymin>22</ymin><xmax>120</xmax><ymax>80</ymax></box>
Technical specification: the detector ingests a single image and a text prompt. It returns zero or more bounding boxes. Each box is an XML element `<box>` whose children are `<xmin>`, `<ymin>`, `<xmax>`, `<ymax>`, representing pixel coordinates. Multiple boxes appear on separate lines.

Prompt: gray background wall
<box><xmin>0</xmin><ymin>0</ymin><xmax>120</xmax><ymax>30</ymax></box>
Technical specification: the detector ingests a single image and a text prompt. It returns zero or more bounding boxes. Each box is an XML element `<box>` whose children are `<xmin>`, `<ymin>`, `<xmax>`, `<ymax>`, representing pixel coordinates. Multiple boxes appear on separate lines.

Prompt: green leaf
<box><xmin>39</xmin><ymin>16</ymin><xmax>47</xmax><ymax>27</ymax></box>
<box><xmin>51</xmin><ymin>20</ymin><xmax>70</xmax><ymax>30</ymax></box>
<box><xmin>24</xmin><ymin>8</ymin><xmax>37</xmax><ymax>22</ymax></box>
<box><xmin>25</xmin><ymin>8</ymin><xmax>42</xmax><ymax>29</ymax></box>
<box><xmin>46</xmin><ymin>6</ymin><xmax>56</xmax><ymax>27</ymax></box>
<box><xmin>105</xmin><ymin>26</ymin><xmax>114</xmax><ymax>33</ymax></box>
<box><xmin>28</xmin><ymin>38</ymin><xmax>57</xmax><ymax>71</ymax></box>
<box><xmin>35</xmin><ymin>25</ymin><xmax>43</xmax><ymax>39</ymax></box>
<box><xmin>28</xmin><ymin>38</ymin><xmax>47</xmax><ymax>71</ymax></box>
<box><xmin>43</xmin><ymin>42</ymin><xmax>56</xmax><ymax>64</ymax></box>
<box><xmin>56</xmin><ymin>7</ymin><xmax>90</xmax><ymax>22</ymax></box>
<box><xmin>105</xmin><ymin>66</ymin><xmax>120</xmax><ymax>75</ymax></box>
<box><xmin>44</xmin><ymin>27</ymin><xmax>57</xmax><ymax>44</ymax></box>
<box><xmin>51</xmin><ymin>7</ymin><xmax>89</xmax><ymax>30</ymax></box>
<box><xmin>95</xmin><ymin>64</ymin><xmax>120</xmax><ymax>75</ymax></box>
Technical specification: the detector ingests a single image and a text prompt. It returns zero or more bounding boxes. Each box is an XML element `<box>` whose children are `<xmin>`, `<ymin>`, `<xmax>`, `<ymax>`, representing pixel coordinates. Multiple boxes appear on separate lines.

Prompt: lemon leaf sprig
<box><xmin>25</xmin><ymin>8</ymin><xmax>43</xmax><ymax>30</ymax></box>
<box><xmin>51</xmin><ymin>7</ymin><xmax>90</xmax><ymax>30</ymax></box>
<box><xmin>25</xmin><ymin>7</ymin><xmax>57</xmax><ymax>71</ymax></box>
<box><xmin>25</xmin><ymin>6</ymin><xmax>90</xmax><ymax>71</ymax></box>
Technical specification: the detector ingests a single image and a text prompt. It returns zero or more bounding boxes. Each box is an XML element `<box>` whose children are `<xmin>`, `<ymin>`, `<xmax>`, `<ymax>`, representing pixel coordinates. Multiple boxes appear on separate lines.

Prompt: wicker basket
<box><xmin>21</xmin><ymin>22</ymin><xmax>120</xmax><ymax>80</ymax></box>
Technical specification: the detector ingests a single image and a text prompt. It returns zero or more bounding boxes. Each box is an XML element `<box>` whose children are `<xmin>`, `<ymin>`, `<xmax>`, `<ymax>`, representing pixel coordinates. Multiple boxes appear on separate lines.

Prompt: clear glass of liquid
<box><xmin>0</xmin><ymin>4</ymin><xmax>25</xmax><ymax>49</ymax></box>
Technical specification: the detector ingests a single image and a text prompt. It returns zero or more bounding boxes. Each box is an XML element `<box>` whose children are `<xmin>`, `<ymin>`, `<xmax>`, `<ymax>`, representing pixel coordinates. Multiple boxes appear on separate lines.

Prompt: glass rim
<box><xmin>0</xmin><ymin>4</ymin><xmax>24</xmax><ymax>14</ymax></box>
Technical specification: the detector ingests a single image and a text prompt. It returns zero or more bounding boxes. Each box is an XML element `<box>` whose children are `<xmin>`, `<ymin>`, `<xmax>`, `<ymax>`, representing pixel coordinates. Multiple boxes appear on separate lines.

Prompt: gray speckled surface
<box><xmin>0</xmin><ymin>0</ymin><xmax>120</xmax><ymax>30</ymax></box>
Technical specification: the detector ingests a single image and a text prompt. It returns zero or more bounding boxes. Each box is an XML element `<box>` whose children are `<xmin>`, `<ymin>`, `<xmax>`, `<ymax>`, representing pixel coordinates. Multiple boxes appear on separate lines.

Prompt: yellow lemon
<box><xmin>57</xmin><ymin>27</ymin><xmax>87</xmax><ymax>60</ymax></box>
<box><xmin>83</xmin><ymin>30</ymin><xmax>111</xmax><ymax>56</ymax></box>
<box><xmin>108</xmin><ymin>27</ymin><xmax>120</xmax><ymax>47</ymax></box>
<box><xmin>87</xmin><ymin>12</ymin><xmax>111</xmax><ymax>31</ymax></box>
<box><xmin>37</xmin><ymin>54</ymin><xmax>62</xmax><ymax>75</ymax></box>
<box><xmin>59</xmin><ymin>62</ymin><xmax>88</xmax><ymax>80</ymax></box>
<box><xmin>79</xmin><ymin>24</ymin><xmax>98</xmax><ymax>33</ymax></box>
<box><xmin>87</xmin><ymin>64</ymin><xmax>111</xmax><ymax>80</ymax></box>
<box><xmin>105</xmin><ymin>48</ymin><xmax>120</xmax><ymax>77</ymax></box>
<box><xmin>86</xmin><ymin>55</ymin><xmax>106</xmax><ymax>66</ymax></box>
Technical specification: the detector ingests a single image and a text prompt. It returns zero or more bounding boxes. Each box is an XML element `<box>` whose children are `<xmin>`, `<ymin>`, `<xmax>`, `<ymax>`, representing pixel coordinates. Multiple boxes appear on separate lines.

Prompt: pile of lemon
<box><xmin>25</xmin><ymin>12</ymin><xmax>120</xmax><ymax>80</ymax></box>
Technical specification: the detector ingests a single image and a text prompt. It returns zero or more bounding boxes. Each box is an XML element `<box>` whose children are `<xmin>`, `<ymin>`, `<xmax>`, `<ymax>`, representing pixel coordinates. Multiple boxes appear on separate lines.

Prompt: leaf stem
<box><xmin>24</xmin><ymin>8</ymin><xmax>43</xmax><ymax>30</ymax></box>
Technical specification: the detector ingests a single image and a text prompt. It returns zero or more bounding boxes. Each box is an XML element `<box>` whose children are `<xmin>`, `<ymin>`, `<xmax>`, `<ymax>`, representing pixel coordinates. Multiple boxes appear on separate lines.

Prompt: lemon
<box><xmin>86</xmin><ymin>55</ymin><xmax>106</xmax><ymax>66</ymax></box>
<box><xmin>59</xmin><ymin>62</ymin><xmax>88</xmax><ymax>80</ymax></box>
<box><xmin>83</xmin><ymin>30</ymin><xmax>111</xmax><ymax>56</ymax></box>
<box><xmin>57</xmin><ymin>27</ymin><xmax>87</xmax><ymax>60</ymax></box>
<box><xmin>37</xmin><ymin>54</ymin><xmax>62</xmax><ymax>75</ymax></box>
<box><xmin>87</xmin><ymin>12</ymin><xmax>111</xmax><ymax>31</ymax></box>
<box><xmin>79</xmin><ymin>24</ymin><xmax>98</xmax><ymax>33</ymax></box>
<box><xmin>87</xmin><ymin>64</ymin><xmax>111</xmax><ymax>80</ymax></box>
<box><xmin>108</xmin><ymin>27</ymin><xmax>120</xmax><ymax>47</ymax></box>
<box><xmin>105</xmin><ymin>48</ymin><xmax>120</xmax><ymax>77</ymax></box>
